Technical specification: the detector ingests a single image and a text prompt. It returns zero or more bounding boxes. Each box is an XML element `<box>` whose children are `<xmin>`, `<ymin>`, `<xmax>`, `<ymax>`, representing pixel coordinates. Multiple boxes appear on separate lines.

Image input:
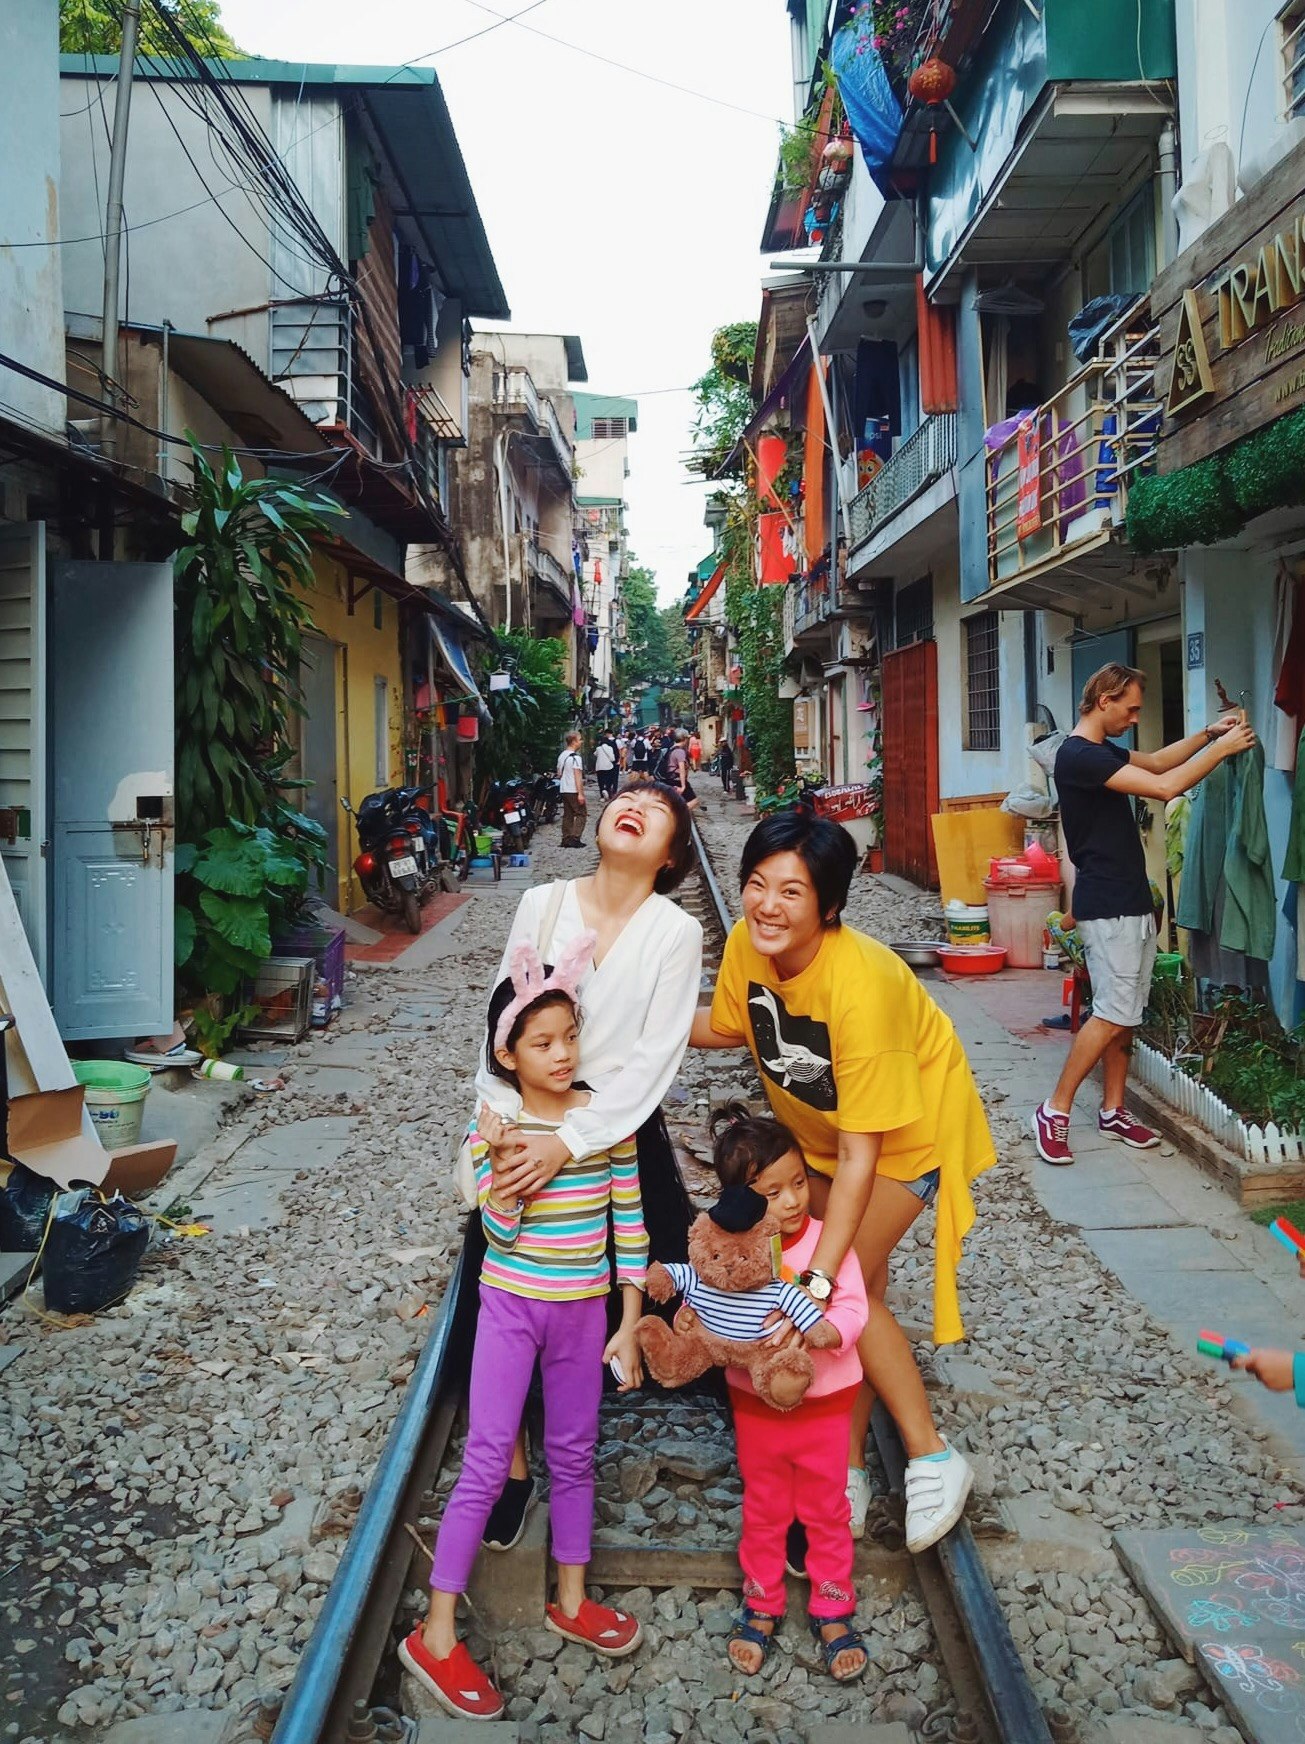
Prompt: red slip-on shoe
<box><xmin>545</xmin><ymin>1598</ymin><xmax>643</xmax><ymax>1657</ymax></box>
<box><xmin>397</xmin><ymin>1629</ymin><xmax>505</xmax><ymax>1721</ymax></box>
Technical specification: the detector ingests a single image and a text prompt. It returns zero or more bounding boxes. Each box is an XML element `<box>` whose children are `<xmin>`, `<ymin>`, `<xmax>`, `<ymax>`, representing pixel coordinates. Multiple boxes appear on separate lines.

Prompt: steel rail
<box><xmin>271</xmin><ymin>1238</ymin><xmax>474</xmax><ymax>1744</ymax></box>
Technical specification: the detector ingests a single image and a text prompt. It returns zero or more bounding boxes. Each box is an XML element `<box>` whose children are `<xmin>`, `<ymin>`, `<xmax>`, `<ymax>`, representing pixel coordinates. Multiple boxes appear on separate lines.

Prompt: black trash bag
<box><xmin>42</xmin><ymin>1191</ymin><xmax>149</xmax><ymax>1315</ymax></box>
<box><xmin>1068</xmin><ymin>293</ymin><xmax>1141</xmax><ymax>363</ymax></box>
<box><xmin>0</xmin><ymin>1161</ymin><xmax>57</xmax><ymax>1251</ymax></box>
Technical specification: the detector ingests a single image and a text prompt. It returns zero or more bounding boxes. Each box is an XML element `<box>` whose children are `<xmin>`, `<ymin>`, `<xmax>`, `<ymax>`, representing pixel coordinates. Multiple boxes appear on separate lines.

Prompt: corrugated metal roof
<box><xmin>572</xmin><ymin>392</ymin><xmax>639</xmax><ymax>438</ymax></box>
<box><xmin>60</xmin><ymin>54</ymin><xmax>508</xmax><ymax>321</ymax></box>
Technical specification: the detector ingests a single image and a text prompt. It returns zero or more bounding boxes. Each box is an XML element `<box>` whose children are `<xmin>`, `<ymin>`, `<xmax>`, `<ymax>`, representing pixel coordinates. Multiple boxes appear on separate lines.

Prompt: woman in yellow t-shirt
<box><xmin>692</xmin><ymin>811</ymin><xmax>996</xmax><ymax>1555</ymax></box>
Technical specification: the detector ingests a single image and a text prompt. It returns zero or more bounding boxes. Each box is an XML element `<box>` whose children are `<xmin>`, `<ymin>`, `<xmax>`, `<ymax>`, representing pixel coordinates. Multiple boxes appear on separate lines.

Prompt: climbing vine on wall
<box><xmin>720</xmin><ymin>503</ymin><xmax>794</xmax><ymax>795</ymax></box>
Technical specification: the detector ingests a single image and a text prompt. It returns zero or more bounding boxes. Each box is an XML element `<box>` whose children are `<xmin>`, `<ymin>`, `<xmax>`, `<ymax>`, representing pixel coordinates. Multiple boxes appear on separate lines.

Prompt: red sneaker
<box><xmin>1099</xmin><ymin>1107</ymin><xmax>1160</xmax><ymax>1149</ymax></box>
<box><xmin>397</xmin><ymin>1629</ymin><xmax>505</xmax><ymax>1720</ymax></box>
<box><xmin>1032</xmin><ymin>1103</ymin><xmax>1074</xmax><ymax>1166</ymax></box>
<box><xmin>545</xmin><ymin>1598</ymin><xmax>643</xmax><ymax>1657</ymax></box>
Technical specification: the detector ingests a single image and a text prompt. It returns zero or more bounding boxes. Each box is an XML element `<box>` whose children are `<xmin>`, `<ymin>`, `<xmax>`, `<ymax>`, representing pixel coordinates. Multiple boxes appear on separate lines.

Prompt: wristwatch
<box><xmin>797</xmin><ymin>1267</ymin><xmax>834</xmax><ymax>1302</ymax></box>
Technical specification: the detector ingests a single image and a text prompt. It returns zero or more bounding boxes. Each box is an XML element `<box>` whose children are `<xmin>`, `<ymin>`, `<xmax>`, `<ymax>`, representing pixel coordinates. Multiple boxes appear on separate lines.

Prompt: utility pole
<box><xmin>100</xmin><ymin>0</ymin><xmax>142</xmax><ymax>469</ymax></box>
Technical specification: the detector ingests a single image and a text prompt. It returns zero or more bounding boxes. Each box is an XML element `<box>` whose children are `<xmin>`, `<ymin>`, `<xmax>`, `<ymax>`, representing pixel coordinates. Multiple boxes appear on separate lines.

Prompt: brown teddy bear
<box><xmin>636</xmin><ymin>1184</ymin><xmax>840</xmax><ymax>1411</ymax></box>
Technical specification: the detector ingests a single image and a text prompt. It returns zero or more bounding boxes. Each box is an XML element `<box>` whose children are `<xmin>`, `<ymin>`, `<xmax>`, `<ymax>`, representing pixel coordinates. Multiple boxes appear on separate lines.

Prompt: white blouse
<box><xmin>474</xmin><ymin>880</ymin><xmax>704</xmax><ymax>1160</ymax></box>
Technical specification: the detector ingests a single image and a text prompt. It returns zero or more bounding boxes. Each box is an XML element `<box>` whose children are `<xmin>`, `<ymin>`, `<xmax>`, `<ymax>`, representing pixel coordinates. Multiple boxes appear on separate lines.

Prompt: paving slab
<box><xmin>1084</xmin><ymin>1225</ymin><xmax>1255</xmax><ymax>1276</ymax></box>
<box><xmin>101</xmin><ymin>1714</ymin><xmax>227</xmax><ymax>1744</ymax></box>
<box><xmin>1115</xmin><ymin>1524</ymin><xmax>1305</xmax><ymax>1744</ymax></box>
<box><xmin>291</xmin><ymin>1063</ymin><xmax>376</xmax><ymax>1097</ymax></box>
<box><xmin>1036</xmin><ymin>1179</ymin><xmax>1194</xmax><ymax>1230</ymax></box>
<box><xmin>0</xmin><ymin>1249</ymin><xmax>33</xmax><ymax>1304</ymax></box>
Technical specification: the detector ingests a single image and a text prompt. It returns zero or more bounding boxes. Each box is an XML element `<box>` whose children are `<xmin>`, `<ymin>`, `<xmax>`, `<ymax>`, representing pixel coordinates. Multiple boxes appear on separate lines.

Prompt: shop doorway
<box><xmin>881</xmin><ymin>640</ymin><xmax>940</xmax><ymax>887</ymax></box>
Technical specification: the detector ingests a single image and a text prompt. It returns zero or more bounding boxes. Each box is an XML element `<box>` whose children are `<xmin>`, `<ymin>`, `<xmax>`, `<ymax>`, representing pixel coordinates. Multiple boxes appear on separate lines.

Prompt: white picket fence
<box><xmin>1133</xmin><ymin>1041</ymin><xmax>1305</xmax><ymax>1173</ymax></box>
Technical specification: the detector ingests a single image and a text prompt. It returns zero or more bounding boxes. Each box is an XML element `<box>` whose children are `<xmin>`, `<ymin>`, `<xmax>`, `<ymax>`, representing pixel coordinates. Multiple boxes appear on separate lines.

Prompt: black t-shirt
<box><xmin>1054</xmin><ymin>736</ymin><xmax>1152</xmax><ymax>921</ymax></box>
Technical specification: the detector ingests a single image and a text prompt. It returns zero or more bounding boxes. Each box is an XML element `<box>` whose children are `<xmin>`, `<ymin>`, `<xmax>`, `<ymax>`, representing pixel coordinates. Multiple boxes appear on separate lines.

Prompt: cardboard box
<box><xmin>8</xmin><ymin>1086</ymin><xmax>176</xmax><ymax>1196</ymax></box>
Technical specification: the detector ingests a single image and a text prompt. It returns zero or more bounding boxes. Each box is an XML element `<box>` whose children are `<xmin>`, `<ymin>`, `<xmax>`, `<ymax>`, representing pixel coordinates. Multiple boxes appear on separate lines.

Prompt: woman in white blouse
<box><xmin>471</xmin><ymin>780</ymin><xmax>704</xmax><ymax>1548</ymax></box>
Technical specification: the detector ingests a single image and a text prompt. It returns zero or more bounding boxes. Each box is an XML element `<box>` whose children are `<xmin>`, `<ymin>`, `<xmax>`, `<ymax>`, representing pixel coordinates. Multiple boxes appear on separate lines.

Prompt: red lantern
<box><xmin>907</xmin><ymin>56</ymin><xmax>957</xmax><ymax>164</ymax></box>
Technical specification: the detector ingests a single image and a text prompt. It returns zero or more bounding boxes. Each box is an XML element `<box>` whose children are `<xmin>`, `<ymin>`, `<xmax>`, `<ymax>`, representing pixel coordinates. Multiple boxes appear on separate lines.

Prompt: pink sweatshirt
<box><xmin>726</xmin><ymin>1215</ymin><xmax>869</xmax><ymax>1402</ymax></box>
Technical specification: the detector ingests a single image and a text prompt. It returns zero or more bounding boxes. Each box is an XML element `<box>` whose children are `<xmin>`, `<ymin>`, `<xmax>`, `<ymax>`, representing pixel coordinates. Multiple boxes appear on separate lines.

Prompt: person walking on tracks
<box><xmin>401</xmin><ymin>947</ymin><xmax>648</xmax><ymax>1720</ymax></box>
<box><xmin>557</xmin><ymin>731</ymin><xmax>587</xmax><ymax>847</ymax></box>
<box><xmin>1032</xmin><ymin>663</ymin><xmax>1254</xmax><ymax>1168</ymax></box>
<box><xmin>707</xmin><ymin>1105</ymin><xmax>871</xmax><ymax>1687</ymax></box>
<box><xmin>593</xmin><ymin>732</ymin><xmax>618</xmax><ymax>801</ymax></box>
<box><xmin>471</xmin><ymin>782</ymin><xmax>701</xmax><ymax>1550</ymax></box>
<box><xmin>692</xmin><ymin>810</ymin><xmax>994</xmax><ymax>1555</ymax></box>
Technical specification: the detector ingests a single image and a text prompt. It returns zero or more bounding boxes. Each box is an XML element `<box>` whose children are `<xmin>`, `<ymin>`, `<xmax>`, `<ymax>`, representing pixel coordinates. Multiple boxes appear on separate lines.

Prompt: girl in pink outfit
<box><xmin>711</xmin><ymin>1107</ymin><xmax>870</xmax><ymax>1685</ymax></box>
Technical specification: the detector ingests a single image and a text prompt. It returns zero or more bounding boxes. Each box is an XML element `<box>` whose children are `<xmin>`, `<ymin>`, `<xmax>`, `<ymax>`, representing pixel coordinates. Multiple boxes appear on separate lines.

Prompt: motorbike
<box><xmin>527</xmin><ymin>771</ymin><xmax>561</xmax><ymax>827</ymax></box>
<box><xmin>341</xmin><ymin>785</ymin><xmax>455</xmax><ymax>933</ymax></box>
<box><xmin>482</xmin><ymin>778</ymin><xmax>533</xmax><ymax>855</ymax></box>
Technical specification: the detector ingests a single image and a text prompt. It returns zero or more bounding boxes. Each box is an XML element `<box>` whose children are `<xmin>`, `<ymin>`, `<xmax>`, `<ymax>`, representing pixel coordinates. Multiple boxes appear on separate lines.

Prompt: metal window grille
<box><xmin>895</xmin><ymin>576</ymin><xmax>934</xmax><ymax>648</ymax></box>
<box><xmin>591</xmin><ymin>417</ymin><xmax>628</xmax><ymax>439</ymax></box>
<box><xmin>965</xmin><ymin>613</ymin><xmax>1001</xmax><ymax>751</ymax></box>
<box><xmin>1284</xmin><ymin>2</ymin><xmax>1305</xmax><ymax>118</ymax></box>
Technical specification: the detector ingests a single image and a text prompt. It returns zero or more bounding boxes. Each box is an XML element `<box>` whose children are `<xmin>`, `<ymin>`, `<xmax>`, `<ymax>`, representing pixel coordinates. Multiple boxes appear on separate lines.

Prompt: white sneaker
<box><xmin>846</xmin><ymin>1466</ymin><xmax>873</xmax><ymax>1541</ymax></box>
<box><xmin>904</xmin><ymin>1438</ymin><xmax>973</xmax><ymax>1554</ymax></box>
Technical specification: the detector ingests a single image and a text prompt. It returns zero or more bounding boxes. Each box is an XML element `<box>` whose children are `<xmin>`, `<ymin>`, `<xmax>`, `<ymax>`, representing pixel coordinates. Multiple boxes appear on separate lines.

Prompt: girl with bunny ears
<box><xmin>399</xmin><ymin>935</ymin><xmax>649</xmax><ymax>1722</ymax></box>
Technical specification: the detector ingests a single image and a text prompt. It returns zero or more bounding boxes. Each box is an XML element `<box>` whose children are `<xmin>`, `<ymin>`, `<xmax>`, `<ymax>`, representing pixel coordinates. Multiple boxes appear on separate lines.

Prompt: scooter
<box><xmin>527</xmin><ymin>771</ymin><xmax>561</xmax><ymax>827</ymax></box>
<box><xmin>341</xmin><ymin>785</ymin><xmax>453</xmax><ymax>933</ymax></box>
<box><xmin>482</xmin><ymin>779</ymin><xmax>532</xmax><ymax>855</ymax></box>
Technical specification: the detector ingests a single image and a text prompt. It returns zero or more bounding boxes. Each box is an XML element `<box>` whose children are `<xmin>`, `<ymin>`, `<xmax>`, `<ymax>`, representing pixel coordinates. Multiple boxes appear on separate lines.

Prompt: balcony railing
<box><xmin>495</xmin><ymin>366</ymin><xmax>540</xmax><ymax>424</ymax></box>
<box><xmin>528</xmin><ymin>539</ymin><xmax>574</xmax><ymax>613</ymax></box>
<box><xmin>538</xmin><ymin>394</ymin><xmax>574</xmax><ymax>479</ymax></box>
<box><xmin>848</xmin><ymin>413</ymin><xmax>957</xmax><ymax>550</ymax></box>
<box><xmin>985</xmin><ymin>304</ymin><xmax>1160</xmax><ymax>590</ymax></box>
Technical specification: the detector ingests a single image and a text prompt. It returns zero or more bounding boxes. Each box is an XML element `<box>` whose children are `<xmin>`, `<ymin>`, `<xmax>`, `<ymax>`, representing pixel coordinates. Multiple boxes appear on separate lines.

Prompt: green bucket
<box><xmin>73</xmin><ymin>1060</ymin><xmax>152</xmax><ymax>1152</ymax></box>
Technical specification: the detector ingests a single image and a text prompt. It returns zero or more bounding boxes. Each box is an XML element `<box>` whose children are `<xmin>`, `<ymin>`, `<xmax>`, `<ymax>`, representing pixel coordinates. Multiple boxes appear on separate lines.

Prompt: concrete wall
<box><xmin>575</xmin><ymin>436</ymin><xmax>626</xmax><ymax>502</ymax></box>
<box><xmin>491</xmin><ymin>332</ymin><xmax>574</xmax><ymax>394</ymax></box>
<box><xmin>307</xmin><ymin>554</ymin><xmax>406</xmax><ymax>914</ymax></box>
<box><xmin>2</xmin><ymin>2</ymin><xmax>66</xmax><ymax>434</ymax></box>
<box><xmin>1174</xmin><ymin>0</ymin><xmax>1304</xmax><ymax>196</ymax></box>
<box><xmin>59</xmin><ymin>76</ymin><xmax>282</xmax><ymax>356</ymax></box>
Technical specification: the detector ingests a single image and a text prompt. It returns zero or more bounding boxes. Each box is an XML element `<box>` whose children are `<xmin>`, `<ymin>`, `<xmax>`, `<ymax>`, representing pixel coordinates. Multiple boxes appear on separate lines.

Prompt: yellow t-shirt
<box><xmin>711</xmin><ymin>919</ymin><xmax>997</xmax><ymax>1343</ymax></box>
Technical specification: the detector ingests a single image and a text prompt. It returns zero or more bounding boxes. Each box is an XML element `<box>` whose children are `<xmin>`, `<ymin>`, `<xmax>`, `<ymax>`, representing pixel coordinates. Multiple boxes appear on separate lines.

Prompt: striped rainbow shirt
<box><xmin>473</xmin><ymin>1117</ymin><xmax>649</xmax><ymax>1302</ymax></box>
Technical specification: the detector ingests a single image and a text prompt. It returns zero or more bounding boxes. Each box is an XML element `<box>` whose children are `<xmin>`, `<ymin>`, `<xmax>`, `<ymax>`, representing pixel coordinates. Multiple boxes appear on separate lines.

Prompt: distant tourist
<box><xmin>594</xmin><ymin>734</ymin><xmax>618</xmax><ymax>800</ymax></box>
<box><xmin>556</xmin><ymin>732</ymin><xmax>587</xmax><ymax>847</ymax></box>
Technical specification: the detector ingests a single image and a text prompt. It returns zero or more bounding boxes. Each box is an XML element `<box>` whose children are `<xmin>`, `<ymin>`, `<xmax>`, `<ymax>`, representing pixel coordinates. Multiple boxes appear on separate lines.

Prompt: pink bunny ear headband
<box><xmin>493</xmin><ymin>929</ymin><xmax>597</xmax><ymax>1054</ymax></box>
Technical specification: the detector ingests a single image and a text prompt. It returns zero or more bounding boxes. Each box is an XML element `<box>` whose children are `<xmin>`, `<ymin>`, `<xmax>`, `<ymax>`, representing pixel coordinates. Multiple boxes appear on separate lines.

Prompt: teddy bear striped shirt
<box><xmin>657</xmin><ymin>1264</ymin><xmax>826</xmax><ymax>1342</ymax></box>
<box><xmin>472</xmin><ymin>1117</ymin><xmax>648</xmax><ymax>1302</ymax></box>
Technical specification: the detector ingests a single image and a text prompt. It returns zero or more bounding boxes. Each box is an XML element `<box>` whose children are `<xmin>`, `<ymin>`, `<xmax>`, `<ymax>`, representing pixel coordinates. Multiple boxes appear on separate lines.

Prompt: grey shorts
<box><xmin>1076</xmin><ymin>913</ymin><xmax>1158</xmax><ymax>1028</ymax></box>
<box><xmin>902</xmin><ymin>1166</ymin><xmax>941</xmax><ymax>1207</ymax></box>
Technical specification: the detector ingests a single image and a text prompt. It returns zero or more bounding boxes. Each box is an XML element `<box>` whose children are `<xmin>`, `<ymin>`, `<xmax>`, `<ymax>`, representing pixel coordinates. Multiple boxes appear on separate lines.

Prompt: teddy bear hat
<box><xmin>709</xmin><ymin>1184</ymin><xmax>769</xmax><ymax>1233</ymax></box>
<box><xmin>494</xmin><ymin>930</ymin><xmax>597</xmax><ymax>1053</ymax></box>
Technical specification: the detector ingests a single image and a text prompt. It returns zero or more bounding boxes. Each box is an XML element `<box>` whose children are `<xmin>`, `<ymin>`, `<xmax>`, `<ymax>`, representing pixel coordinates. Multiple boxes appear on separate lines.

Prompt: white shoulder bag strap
<box><xmin>456</xmin><ymin>880</ymin><xmax>571</xmax><ymax>1209</ymax></box>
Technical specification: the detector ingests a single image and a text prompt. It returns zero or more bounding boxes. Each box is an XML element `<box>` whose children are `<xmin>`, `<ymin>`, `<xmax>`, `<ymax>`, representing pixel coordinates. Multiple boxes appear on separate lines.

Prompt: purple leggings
<box><xmin>430</xmin><ymin>1285</ymin><xmax>606</xmax><ymax>1591</ymax></box>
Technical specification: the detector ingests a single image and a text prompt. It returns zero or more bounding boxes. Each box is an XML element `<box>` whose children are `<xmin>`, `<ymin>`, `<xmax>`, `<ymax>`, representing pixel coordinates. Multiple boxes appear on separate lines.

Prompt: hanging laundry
<box><xmin>1176</xmin><ymin>745</ymin><xmax>1276</xmax><ymax>964</ymax></box>
<box><xmin>1222</xmin><ymin>741</ymin><xmax>1276</xmax><ymax>961</ymax></box>
<box><xmin>1284</xmin><ymin>724</ymin><xmax>1305</xmax><ymax>885</ymax></box>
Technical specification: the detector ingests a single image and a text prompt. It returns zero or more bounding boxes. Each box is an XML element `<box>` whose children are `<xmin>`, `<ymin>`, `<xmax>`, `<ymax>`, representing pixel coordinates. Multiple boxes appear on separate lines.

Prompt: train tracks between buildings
<box><xmin>270</xmin><ymin>824</ymin><xmax>1055</xmax><ymax>1744</ymax></box>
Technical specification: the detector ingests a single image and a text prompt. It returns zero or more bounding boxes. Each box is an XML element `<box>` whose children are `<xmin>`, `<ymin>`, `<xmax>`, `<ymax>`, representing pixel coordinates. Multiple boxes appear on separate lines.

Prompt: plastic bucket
<box><xmin>475</xmin><ymin>831</ymin><xmax>493</xmax><ymax>856</ymax></box>
<box><xmin>945</xmin><ymin>902</ymin><xmax>989</xmax><ymax>946</ymax></box>
<box><xmin>983</xmin><ymin>878</ymin><xmax>1061</xmax><ymax>969</ymax></box>
<box><xmin>73</xmin><ymin>1060</ymin><xmax>152</xmax><ymax>1152</ymax></box>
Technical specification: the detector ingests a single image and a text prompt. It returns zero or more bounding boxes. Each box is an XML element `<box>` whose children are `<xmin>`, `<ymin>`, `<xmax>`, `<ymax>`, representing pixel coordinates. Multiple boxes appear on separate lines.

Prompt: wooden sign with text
<box><xmin>1154</xmin><ymin>133</ymin><xmax>1305</xmax><ymax>473</ymax></box>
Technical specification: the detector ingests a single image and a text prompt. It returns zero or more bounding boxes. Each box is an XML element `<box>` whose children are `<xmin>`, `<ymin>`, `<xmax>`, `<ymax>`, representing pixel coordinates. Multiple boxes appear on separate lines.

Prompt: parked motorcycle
<box><xmin>482</xmin><ymin>778</ymin><xmax>533</xmax><ymax>855</ymax></box>
<box><xmin>527</xmin><ymin>771</ymin><xmax>561</xmax><ymax>827</ymax></box>
<box><xmin>341</xmin><ymin>785</ymin><xmax>454</xmax><ymax>933</ymax></box>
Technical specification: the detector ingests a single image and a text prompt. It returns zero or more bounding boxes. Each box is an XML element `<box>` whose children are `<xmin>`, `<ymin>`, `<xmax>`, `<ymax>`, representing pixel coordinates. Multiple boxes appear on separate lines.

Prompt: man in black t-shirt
<box><xmin>1033</xmin><ymin>663</ymin><xmax>1254</xmax><ymax>1167</ymax></box>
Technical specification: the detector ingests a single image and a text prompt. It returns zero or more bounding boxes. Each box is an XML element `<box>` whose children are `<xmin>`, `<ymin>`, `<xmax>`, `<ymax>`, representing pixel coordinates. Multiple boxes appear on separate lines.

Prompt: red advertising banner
<box><xmin>1016</xmin><ymin>415</ymin><xmax>1041</xmax><ymax>539</ymax></box>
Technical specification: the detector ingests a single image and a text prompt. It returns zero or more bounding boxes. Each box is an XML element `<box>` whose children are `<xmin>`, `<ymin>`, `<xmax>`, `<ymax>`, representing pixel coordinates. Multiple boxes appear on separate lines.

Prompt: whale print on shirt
<box><xmin>747</xmin><ymin>983</ymin><xmax>837</xmax><ymax>1110</ymax></box>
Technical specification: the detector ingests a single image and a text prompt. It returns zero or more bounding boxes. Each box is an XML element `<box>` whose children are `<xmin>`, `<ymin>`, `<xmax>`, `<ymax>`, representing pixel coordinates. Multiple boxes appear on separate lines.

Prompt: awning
<box><xmin>685</xmin><ymin>560</ymin><xmax>726</xmax><ymax>622</ymax></box>
<box><xmin>431</xmin><ymin>617</ymin><xmax>490</xmax><ymax>720</ymax></box>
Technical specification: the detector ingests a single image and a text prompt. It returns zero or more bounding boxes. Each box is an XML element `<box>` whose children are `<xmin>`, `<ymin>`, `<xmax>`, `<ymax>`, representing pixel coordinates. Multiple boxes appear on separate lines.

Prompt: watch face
<box><xmin>802</xmin><ymin>1271</ymin><xmax>832</xmax><ymax>1301</ymax></box>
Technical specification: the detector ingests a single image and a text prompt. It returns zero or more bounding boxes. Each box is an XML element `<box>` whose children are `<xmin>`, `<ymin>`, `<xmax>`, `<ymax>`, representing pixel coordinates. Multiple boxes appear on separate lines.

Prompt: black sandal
<box><xmin>727</xmin><ymin>1607</ymin><xmax>778</xmax><ymax>1674</ymax></box>
<box><xmin>809</xmin><ymin>1614</ymin><xmax>868</xmax><ymax>1684</ymax></box>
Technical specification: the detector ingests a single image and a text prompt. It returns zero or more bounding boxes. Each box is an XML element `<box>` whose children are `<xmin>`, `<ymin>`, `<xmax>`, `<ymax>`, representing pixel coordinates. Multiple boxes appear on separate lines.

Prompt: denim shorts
<box><xmin>901</xmin><ymin>1166</ymin><xmax>941</xmax><ymax>1207</ymax></box>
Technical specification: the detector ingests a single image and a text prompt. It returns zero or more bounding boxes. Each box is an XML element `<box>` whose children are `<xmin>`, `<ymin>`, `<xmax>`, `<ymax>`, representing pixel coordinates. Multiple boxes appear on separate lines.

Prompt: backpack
<box><xmin>631</xmin><ymin>736</ymin><xmax>648</xmax><ymax>766</ymax></box>
<box><xmin>652</xmin><ymin>744</ymin><xmax>675</xmax><ymax>783</ymax></box>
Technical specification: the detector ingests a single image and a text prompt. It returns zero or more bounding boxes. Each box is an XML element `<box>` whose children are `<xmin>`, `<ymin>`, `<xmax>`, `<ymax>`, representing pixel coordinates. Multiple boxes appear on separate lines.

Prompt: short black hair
<box><xmin>739</xmin><ymin>810</ymin><xmax>858</xmax><ymax>926</ymax></box>
<box><xmin>606</xmin><ymin>780</ymin><xmax>694</xmax><ymax>893</ymax></box>
<box><xmin>485</xmin><ymin>976</ymin><xmax>579</xmax><ymax>1088</ymax></box>
<box><xmin>710</xmin><ymin>1100</ymin><xmax>802</xmax><ymax>1188</ymax></box>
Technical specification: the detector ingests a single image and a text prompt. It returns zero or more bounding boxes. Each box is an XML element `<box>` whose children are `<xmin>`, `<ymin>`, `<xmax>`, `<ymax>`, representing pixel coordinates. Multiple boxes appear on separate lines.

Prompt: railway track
<box><xmin>271</xmin><ymin>823</ymin><xmax>1055</xmax><ymax>1744</ymax></box>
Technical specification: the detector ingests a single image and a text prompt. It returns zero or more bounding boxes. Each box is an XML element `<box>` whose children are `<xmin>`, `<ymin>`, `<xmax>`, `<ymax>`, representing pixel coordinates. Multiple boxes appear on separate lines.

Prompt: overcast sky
<box><xmin>219</xmin><ymin>0</ymin><xmax>795</xmax><ymax>604</ymax></box>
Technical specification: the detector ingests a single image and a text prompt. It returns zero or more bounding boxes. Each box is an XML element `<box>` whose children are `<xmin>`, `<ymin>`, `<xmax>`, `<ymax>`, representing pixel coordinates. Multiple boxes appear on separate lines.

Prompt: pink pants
<box><xmin>731</xmin><ymin>1387</ymin><xmax>856</xmax><ymax>1620</ymax></box>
